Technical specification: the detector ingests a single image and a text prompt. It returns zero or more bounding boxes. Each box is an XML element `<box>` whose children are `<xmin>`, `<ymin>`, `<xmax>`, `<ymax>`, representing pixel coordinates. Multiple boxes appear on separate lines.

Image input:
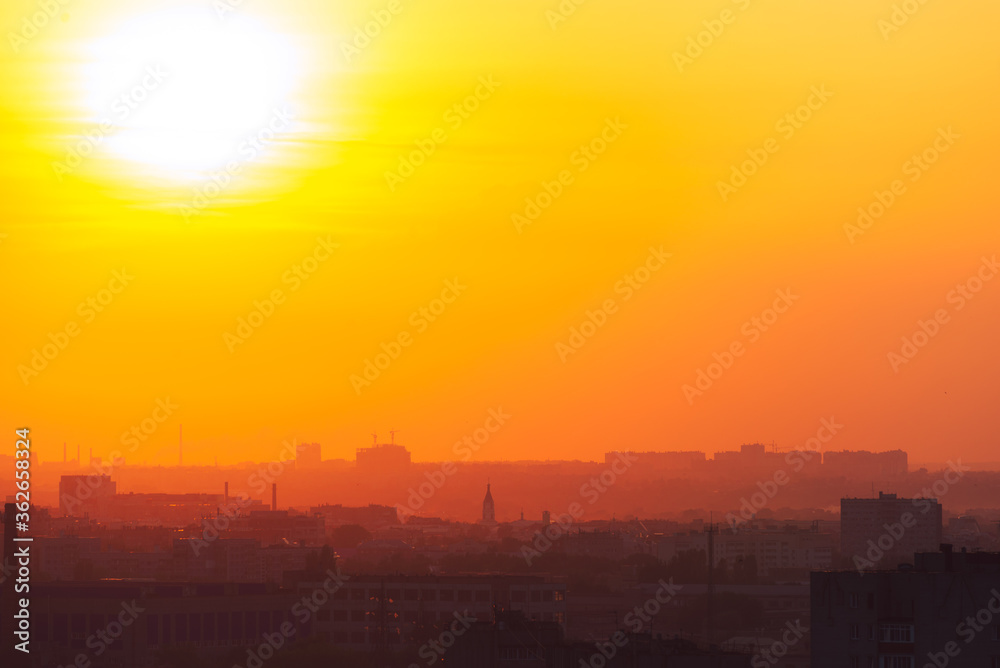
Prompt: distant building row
<box><xmin>605</xmin><ymin>444</ymin><xmax>908</xmax><ymax>478</ymax></box>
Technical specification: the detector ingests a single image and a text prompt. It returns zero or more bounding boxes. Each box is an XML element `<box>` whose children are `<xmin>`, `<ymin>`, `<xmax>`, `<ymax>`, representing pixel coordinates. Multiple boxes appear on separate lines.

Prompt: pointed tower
<box><xmin>481</xmin><ymin>483</ymin><xmax>496</xmax><ymax>524</ymax></box>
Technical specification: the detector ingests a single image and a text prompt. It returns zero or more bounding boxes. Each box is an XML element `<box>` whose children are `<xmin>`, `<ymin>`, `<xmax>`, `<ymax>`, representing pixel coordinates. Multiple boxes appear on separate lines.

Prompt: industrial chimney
<box><xmin>272</xmin><ymin>483</ymin><xmax>277</xmax><ymax>511</ymax></box>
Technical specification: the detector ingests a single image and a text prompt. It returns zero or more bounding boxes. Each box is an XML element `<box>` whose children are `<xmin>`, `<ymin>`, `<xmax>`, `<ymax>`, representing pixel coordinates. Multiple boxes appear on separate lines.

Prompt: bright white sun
<box><xmin>83</xmin><ymin>7</ymin><xmax>301</xmax><ymax>179</ymax></box>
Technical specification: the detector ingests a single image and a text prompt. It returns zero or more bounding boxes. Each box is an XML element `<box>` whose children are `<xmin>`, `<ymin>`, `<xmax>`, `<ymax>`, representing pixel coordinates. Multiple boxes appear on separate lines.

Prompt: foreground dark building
<box><xmin>812</xmin><ymin>547</ymin><xmax>1000</xmax><ymax>668</ymax></box>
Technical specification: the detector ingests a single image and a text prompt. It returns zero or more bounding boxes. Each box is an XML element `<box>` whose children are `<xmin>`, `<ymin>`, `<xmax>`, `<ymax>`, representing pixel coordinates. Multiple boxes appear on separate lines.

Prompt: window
<box><xmin>879</xmin><ymin>657</ymin><xmax>914</xmax><ymax>668</ymax></box>
<box><xmin>991</xmin><ymin>658</ymin><xmax>1000</xmax><ymax>668</ymax></box>
<box><xmin>851</xmin><ymin>658</ymin><xmax>860</xmax><ymax>668</ymax></box>
<box><xmin>851</xmin><ymin>624</ymin><xmax>861</xmax><ymax>640</ymax></box>
<box><xmin>333</xmin><ymin>610</ymin><xmax>347</xmax><ymax>622</ymax></box>
<box><xmin>498</xmin><ymin>647</ymin><xmax>544</xmax><ymax>660</ymax></box>
<box><xmin>439</xmin><ymin>589</ymin><xmax>454</xmax><ymax>602</ymax></box>
<box><xmin>190</xmin><ymin>614</ymin><xmax>202</xmax><ymax>643</ymax></box>
<box><xmin>351</xmin><ymin>588</ymin><xmax>366</xmax><ymax>601</ymax></box>
<box><xmin>475</xmin><ymin>590</ymin><xmax>490</xmax><ymax>602</ymax></box>
<box><xmin>511</xmin><ymin>591</ymin><xmax>526</xmax><ymax>603</ymax></box>
<box><xmin>404</xmin><ymin>589</ymin><xmax>419</xmax><ymax>601</ymax></box>
<box><xmin>217</xmin><ymin>612</ymin><xmax>229</xmax><ymax>642</ymax></box>
<box><xmin>993</xmin><ymin>626</ymin><xmax>1000</xmax><ymax>641</ymax></box>
<box><xmin>36</xmin><ymin>614</ymin><xmax>48</xmax><ymax>643</ymax></box>
<box><xmin>175</xmin><ymin>614</ymin><xmax>188</xmax><ymax>642</ymax></box>
<box><xmin>850</xmin><ymin>593</ymin><xmax>860</xmax><ymax>609</ymax></box>
<box><xmin>53</xmin><ymin>614</ymin><xmax>68</xmax><ymax>642</ymax></box>
<box><xmin>231</xmin><ymin>612</ymin><xmax>242</xmax><ymax>641</ymax></box>
<box><xmin>458</xmin><ymin>590</ymin><xmax>472</xmax><ymax>602</ymax></box>
<box><xmin>868</xmin><ymin>625</ymin><xmax>875</xmax><ymax>641</ymax></box>
<box><xmin>879</xmin><ymin>624</ymin><xmax>914</xmax><ymax>643</ymax></box>
<box><xmin>146</xmin><ymin>614</ymin><xmax>159</xmax><ymax>646</ymax></box>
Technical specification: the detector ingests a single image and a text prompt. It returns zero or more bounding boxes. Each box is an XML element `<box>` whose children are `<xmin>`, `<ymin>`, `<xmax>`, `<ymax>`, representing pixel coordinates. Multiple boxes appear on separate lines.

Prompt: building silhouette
<box><xmin>811</xmin><ymin>547</ymin><xmax>1000</xmax><ymax>668</ymax></box>
<box><xmin>482</xmin><ymin>483</ymin><xmax>496</xmax><ymax>524</ymax></box>
<box><xmin>841</xmin><ymin>492</ymin><xmax>941</xmax><ymax>570</ymax></box>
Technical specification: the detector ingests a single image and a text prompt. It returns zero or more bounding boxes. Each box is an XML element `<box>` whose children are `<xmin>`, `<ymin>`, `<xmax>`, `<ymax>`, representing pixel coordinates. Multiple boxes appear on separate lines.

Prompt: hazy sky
<box><xmin>2</xmin><ymin>0</ymin><xmax>998</xmax><ymax>465</ymax></box>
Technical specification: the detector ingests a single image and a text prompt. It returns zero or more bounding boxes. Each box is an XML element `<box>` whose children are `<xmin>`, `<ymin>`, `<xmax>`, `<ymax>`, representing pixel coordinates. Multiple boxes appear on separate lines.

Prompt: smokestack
<box><xmin>272</xmin><ymin>483</ymin><xmax>277</xmax><ymax>511</ymax></box>
<box><xmin>224</xmin><ymin>482</ymin><xmax>229</xmax><ymax>506</ymax></box>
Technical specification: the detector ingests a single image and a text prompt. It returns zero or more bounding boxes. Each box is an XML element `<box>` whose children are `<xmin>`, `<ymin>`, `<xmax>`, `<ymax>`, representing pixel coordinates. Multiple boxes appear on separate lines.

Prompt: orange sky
<box><xmin>1</xmin><ymin>0</ymin><xmax>999</xmax><ymax>466</ymax></box>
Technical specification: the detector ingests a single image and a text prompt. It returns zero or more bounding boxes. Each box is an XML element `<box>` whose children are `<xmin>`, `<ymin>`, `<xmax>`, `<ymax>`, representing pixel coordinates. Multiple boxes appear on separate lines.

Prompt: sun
<box><xmin>81</xmin><ymin>7</ymin><xmax>301</xmax><ymax>179</ymax></box>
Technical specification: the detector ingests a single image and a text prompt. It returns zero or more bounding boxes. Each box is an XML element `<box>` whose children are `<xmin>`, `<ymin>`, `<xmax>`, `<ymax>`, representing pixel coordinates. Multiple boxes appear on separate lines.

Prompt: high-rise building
<box><xmin>824</xmin><ymin>449</ymin><xmax>908</xmax><ymax>478</ymax></box>
<box><xmin>841</xmin><ymin>492</ymin><xmax>942</xmax><ymax>570</ymax></box>
<box><xmin>356</xmin><ymin>442</ymin><xmax>410</xmax><ymax>472</ymax></box>
<box><xmin>482</xmin><ymin>483</ymin><xmax>496</xmax><ymax>524</ymax></box>
<box><xmin>58</xmin><ymin>474</ymin><xmax>116</xmax><ymax>517</ymax></box>
<box><xmin>811</xmin><ymin>548</ymin><xmax>1000</xmax><ymax>668</ymax></box>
